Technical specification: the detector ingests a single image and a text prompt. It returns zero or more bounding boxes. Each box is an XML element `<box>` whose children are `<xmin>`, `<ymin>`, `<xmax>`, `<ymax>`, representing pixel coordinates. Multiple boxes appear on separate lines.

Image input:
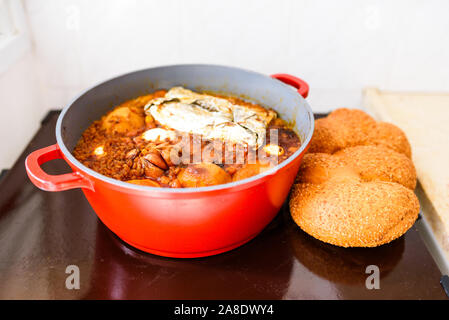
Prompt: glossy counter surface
<box><xmin>0</xmin><ymin>112</ymin><xmax>446</xmax><ymax>299</ymax></box>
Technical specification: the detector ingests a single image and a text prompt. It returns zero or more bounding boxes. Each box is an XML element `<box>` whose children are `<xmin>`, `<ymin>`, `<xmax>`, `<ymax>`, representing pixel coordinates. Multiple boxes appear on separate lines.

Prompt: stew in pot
<box><xmin>73</xmin><ymin>87</ymin><xmax>301</xmax><ymax>188</ymax></box>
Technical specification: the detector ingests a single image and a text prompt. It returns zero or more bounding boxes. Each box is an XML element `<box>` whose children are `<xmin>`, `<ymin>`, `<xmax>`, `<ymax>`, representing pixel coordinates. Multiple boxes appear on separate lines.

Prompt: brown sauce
<box><xmin>73</xmin><ymin>90</ymin><xmax>301</xmax><ymax>188</ymax></box>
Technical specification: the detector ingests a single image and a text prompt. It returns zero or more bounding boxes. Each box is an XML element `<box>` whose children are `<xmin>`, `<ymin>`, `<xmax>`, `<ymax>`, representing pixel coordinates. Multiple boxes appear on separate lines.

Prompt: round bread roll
<box><xmin>290</xmin><ymin>180</ymin><xmax>419</xmax><ymax>247</ymax></box>
<box><xmin>295</xmin><ymin>153</ymin><xmax>360</xmax><ymax>185</ymax></box>
<box><xmin>290</xmin><ymin>108</ymin><xmax>418</xmax><ymax>247</ymax></box>
<box><xmin>297</xmin><ymin>147</ymin><xmax>416</xmax><ymax>190</ymax></box>
<box><xmin>309</xmin><ymin>109</ymin><xmax>411</xmax><ymax>158</ymax></box>
<box><xmin>334</xmin><ymin>145</ymin><xmax>416</xmax><ymax>189</ymax></box>
<box><xmin>309</xmin><ymin>109</ymin><xmax>374</xmax><ymax>154</ymax></box>
<box><xmin>365</xmin><ymin>122</ymin><xmax>412</xmax><ymax>158</ymax></box>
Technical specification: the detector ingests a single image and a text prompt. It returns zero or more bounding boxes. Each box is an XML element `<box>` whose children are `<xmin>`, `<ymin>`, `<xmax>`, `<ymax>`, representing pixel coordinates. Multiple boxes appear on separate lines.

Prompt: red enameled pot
<box><xmin>25</xmin><ymin>65</ymin><xmax>314</xmax><ymax>258</ymax></box>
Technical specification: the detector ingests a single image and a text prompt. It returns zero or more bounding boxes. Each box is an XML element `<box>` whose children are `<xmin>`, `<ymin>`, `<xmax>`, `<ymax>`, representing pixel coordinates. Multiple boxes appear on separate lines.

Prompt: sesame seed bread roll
<box><xmin>289</xmin><ymin>181</ymin><xmax>419</xmax><ymax>247</ymax></box>
<box><xmin>334</xmin><ymin>145</ymin><xmax>416</xmax><ymax>190</ymax></box>
<box><xmin>290</xmin><ymin>108</ymin><xmax>418</xmax><ymax>247</ymax></box>
<box><xmin>309</xmin><ymin>109</ymin><xmax>374</xmax><ymax>154</ymax></box>
<box><xmin>297</xmin><ymin>147</ymin><xmax>416</xmax><ymax>190</ymax></box>
<box><xmin>365</xmin><ymin>122</ymin><xmax>412</xmax><ymax>158</ymax></box>
<box><xmin>309</xmin><ymin>109</ymin><xmax>411</xmax><ymax>158</ymax></box>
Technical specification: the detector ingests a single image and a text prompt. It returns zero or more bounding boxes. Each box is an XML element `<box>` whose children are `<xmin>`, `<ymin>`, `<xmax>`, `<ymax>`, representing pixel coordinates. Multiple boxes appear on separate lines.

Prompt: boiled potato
<box><xmin>177</xmin><ymin>163</ymin><xmax>231</xmax><ymax>188</ymax></box>
<box><xmin>232</xmin><ymin>162</ymin><xmax>273</xmax><ymax>182</ymax></box>
<box><xmin>102</xmin><ymin>106</ymin><xmax>145</xmax><ymax>134</ymax></box>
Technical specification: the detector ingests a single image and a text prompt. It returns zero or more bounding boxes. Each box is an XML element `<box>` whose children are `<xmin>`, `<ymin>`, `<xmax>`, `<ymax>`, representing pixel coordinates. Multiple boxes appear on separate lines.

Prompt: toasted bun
<box><xmin>290</xmin><ymin>108</ymin><xmax>418</xmax><ymax>247</ymax></box>
<box><xmin>290</xmin><ymin>181</ymin><xmax>419</xmax><ymax>247</ymax></box>
<box><xmin>365</xmin><ymin>122</ymin><xmax>412</xmax><ymax>158</ymax></box>
<box><xmin>335</xmin><ymin>145</ymin><xmax>416</xmax><ymax>189</ymax></box>
<box><xmin>309</xmin><ymin>109</ymin><xmax>411</xmax><ymax>158</ymax></box>
<box><xmin>295</xmin><ymin>153</ymin><xmax>360</xmax><ymax>185</ymax></box>
<box><xmin>297</xmin><ymin>147</ymin><xmax>416</xmax><ymax>189</ymax></box>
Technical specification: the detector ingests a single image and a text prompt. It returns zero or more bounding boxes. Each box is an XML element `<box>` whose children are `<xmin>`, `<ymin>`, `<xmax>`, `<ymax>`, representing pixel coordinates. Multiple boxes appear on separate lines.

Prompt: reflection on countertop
<box><xmin>0</xmin><ymin>111</ymin><xmax>446</xmax><ymax>299</ymax></box>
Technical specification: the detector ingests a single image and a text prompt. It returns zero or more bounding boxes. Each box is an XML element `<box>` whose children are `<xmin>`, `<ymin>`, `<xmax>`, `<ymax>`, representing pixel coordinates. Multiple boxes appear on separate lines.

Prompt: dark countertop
<box><xmin>0</xmin><ymin>111</ymin><xmax>446</xmax><ymax>299</ymax></box>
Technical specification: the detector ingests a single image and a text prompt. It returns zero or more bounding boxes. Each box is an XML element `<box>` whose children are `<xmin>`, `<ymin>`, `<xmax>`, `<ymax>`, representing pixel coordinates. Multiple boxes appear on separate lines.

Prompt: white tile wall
<box><xmin>0</xmin><ymin>51</ymin><xmax>43</xmax><ymax>168</ymax></box>
<box><xmin>24</xmin><ymin>0</ymin><xmax>449</xmax><ymax>111</ymax></box>
<box><xmin>0</xmin><ymin>0</ymin><xmax>448</xmax><ymax>168</ymax></box>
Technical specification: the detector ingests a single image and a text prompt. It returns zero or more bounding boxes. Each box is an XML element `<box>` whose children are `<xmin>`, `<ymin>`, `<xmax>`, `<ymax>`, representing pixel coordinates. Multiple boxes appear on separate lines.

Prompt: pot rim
<box><xmin>55</xmin><ymin>64</ymin><xmax>315</xmax><ymax>194</ymax></box>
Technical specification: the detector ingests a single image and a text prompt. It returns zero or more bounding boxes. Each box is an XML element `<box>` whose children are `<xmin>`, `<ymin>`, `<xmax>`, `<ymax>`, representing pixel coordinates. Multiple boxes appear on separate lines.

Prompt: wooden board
<box><xmin>363</xmin><ymin>88</ymin><xmax>449</xmax><ymax>272</ymax></box>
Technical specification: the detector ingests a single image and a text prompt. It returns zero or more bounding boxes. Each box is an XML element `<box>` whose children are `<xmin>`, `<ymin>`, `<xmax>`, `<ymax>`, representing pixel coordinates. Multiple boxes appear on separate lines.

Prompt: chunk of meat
<box><xmin>102</xmin><ymin>107</ymin><xmax>145</xmax><ymax>134</ymax></box>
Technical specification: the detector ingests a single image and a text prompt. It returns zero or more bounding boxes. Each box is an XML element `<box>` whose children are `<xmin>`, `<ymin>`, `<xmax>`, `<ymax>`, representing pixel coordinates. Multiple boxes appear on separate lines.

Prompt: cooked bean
<box><xmin>143</xmin><ymin>161</ymin><xmax>165</xmax><ymax>179</ymax></box>
<box><xmin>161</xmin><ymin>147</ymin><xmax>177</xmax><ymax>167</ymax></box>
<box><xmin>143</xmin><ymin>150</ymin><xmax>168</xmax><ymax>170</ymax></box>
<box><xmin>126</xmin><ymin>149</ymin><xmax>139</xmax><ymax>160</ymax></box>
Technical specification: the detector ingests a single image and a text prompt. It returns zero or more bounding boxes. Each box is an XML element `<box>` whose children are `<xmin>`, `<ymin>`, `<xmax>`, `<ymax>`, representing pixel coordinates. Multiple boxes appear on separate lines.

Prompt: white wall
<box><xmin>0</xmin><ymin>51</ymin><xmax>43</xmax><ymax>168</ymax></box>
<box><xmin>1</xmin><ymin>0</ymin><xmax>448</xmax><ymax>168</ymax></box>
<box><xmin>0</xmin><ymin>0</ymin><xmax>42</xmax><ymax>168</ymax></box>
<box><xmin>24</xmin><ymin>0</ymin><xmax>449</xmax><ymax>112</ymax></box>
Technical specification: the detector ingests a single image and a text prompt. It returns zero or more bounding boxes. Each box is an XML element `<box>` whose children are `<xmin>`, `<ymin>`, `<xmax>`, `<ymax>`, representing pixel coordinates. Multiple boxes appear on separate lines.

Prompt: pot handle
<box><xmin>25</xmin><ymin>144</ymin><xmax>94</xmax><ymax>192</ymax></box>
<box><xmin>271</xmin><ymin>74</ymin><xmax>309</xmax><ymax>98</ymax></box>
